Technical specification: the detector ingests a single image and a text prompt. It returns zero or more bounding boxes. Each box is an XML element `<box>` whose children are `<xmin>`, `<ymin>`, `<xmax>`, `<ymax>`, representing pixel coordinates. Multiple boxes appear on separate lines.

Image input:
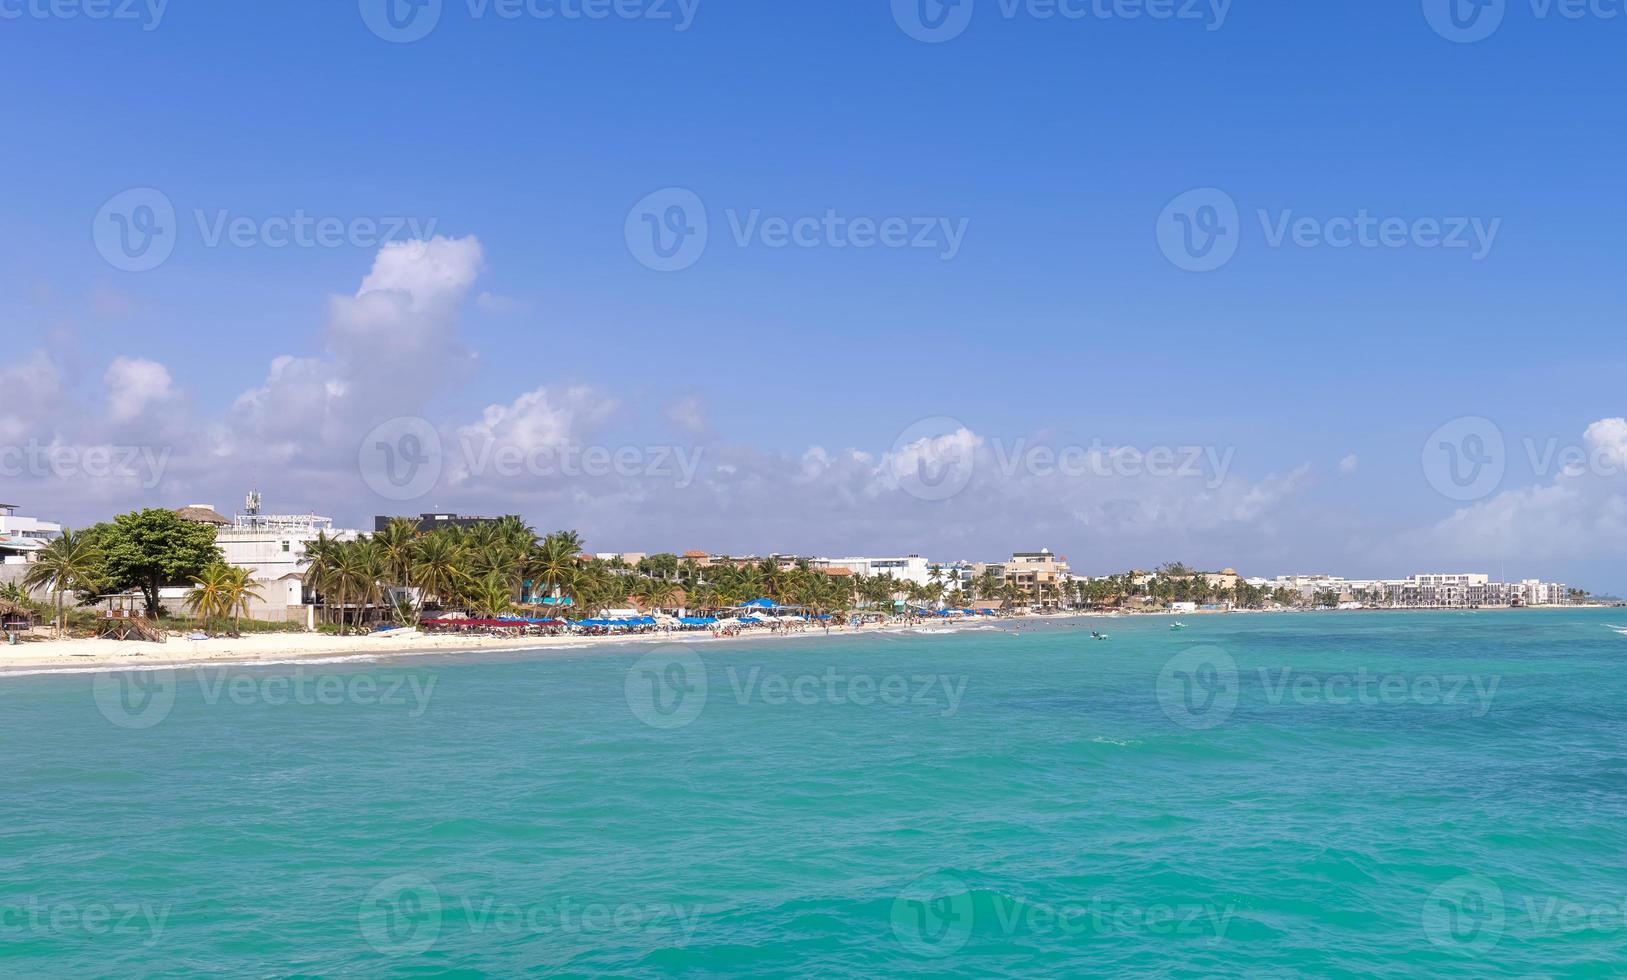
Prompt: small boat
<box><xmin>1169</xmin><ymin>622</ymin><xmax>1187</xmax><ymax>631</ymax></box>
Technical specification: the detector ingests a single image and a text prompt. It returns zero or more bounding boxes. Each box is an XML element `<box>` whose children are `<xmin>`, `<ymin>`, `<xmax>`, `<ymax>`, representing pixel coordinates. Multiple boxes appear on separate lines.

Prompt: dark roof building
<box><xmin>373</xmin><ymin>512</ymin><xmax>516</xmax><ymax>533</ymax></box>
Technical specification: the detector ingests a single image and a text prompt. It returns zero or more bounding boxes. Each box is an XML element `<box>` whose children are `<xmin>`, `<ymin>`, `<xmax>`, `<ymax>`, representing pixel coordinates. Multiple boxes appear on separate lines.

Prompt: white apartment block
<box><xmin>810</xmin><ymin>555</ymin><xmax>934</xmax><ymax>588</ymax></box>
<box><xmin>0</xmin><ymin>503</ymin><xmax>63</xmax><ymax>564</ymax></box>
<box><xmin>1269</xmin><ymin>572</ymin><xmax>1568</xmax><ymax>608</ymax></box>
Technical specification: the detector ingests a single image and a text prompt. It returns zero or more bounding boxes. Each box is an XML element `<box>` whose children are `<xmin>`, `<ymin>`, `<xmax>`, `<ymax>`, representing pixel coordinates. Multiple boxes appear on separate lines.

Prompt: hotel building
<box><xmin>0</xmin><ymin>503</ymin><xmax>62</xmax><ymax>564</ymax></box>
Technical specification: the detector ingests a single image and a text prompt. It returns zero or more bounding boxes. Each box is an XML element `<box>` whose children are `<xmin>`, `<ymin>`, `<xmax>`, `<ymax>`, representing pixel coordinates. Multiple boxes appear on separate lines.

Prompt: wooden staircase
<box><xmin>98</xmin><ymin>609</ymin><xmax>167</xmax><ymax>643</ymax></box>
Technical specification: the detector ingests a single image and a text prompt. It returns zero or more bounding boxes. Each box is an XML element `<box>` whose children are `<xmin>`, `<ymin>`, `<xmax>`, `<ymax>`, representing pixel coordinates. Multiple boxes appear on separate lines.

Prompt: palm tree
<box><xmin>529</xmin><ymin>534</ymin><xmax>579</xmax><ymax>604</ymax></box>
<box><xmin>302</xmin><ymin>531</ymin><xmax>342</xmax><ymax>627</ymax></box>
<box><xmin>473</xmin><ymin>572</ymin><xmax>515</xmax><ymax>618</ymax></box>
<box><xmin>328</xmin><ymin>542</ymin><xmax>371</xmax><ymax>636</ymax></box>
<box><xmin>222</xmin><ymin>565</ymin><xmax>265</xmax><ymax>636</ymax></box>
<box><xmin>185</xmin><ymin>563</ymin><xmax>235</xmax><ymax>633</ymax></box>
<box><xmin>23</xmin><ymin>528</ymin><xmax>103</xmax><ymax>635</ymax></box>
<box><xmin>646</xmin><ymin>579</ymin><xmax>681</xmax><ymax>614</ymax></box>
<box><xmin>350</xmin><ymin>536</ymin><xmax>387</xmax><ymax>629</ymax></box>
<box><xmin>410</xmin><ymin>532</ymin><xmax>466</xmax><ymax>624</ymax></box>
<box><xmin>375</xmin><ymin>517</ymin><xmax>420</xmax><ymax>589</ymax></box>
<box><xmin>689</xmin><ymin>583</ymin><xmax>719</xmax><ymax>613</ymax></box>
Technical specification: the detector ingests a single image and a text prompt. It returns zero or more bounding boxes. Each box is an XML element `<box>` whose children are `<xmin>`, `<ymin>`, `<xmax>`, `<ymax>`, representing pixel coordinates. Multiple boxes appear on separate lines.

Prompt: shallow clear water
<box><xmin>4</xmin><ymin>610</ymin><xmax>1626</xmax><ymax>976</ymax></box>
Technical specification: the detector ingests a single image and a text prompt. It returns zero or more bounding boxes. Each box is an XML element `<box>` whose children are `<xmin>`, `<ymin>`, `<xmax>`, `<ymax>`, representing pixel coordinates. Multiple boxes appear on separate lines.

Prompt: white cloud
<box><xmin>449</xmin><ymin>385</ymin><xmax>618</xmax><ymax>484</ymax></box>
<box><xmin>1404</xmin><ymin>417</ymin><xmax>1627</xmax><ymax>562</ymax></box>
<box><xmin>0</xmin><ymin>237</ymin><xmax>1345</xmax><ymax>574</ymax></box>
<box><xmin>664</xmin><ymin>396</ymin><xmax>706</xmax><ymax>434</ymax></box>
<box><xmin>105</xmin><ymin>357</ymin><xmax>175</xmax><ymax>423</ymax></box>
<box><xmin>1338</xmin><ymin>453</ymin><xmax>1359</xmax><ymax>475</ymax></box>
<box><xmin>0</xmin><ymin>350</ymin><xmax>64</xmax><ymax>443</ymax></box>
<box><xmin>474</xmin><ymin>291</ymin><xmax>528</xmax><ymax>315</ymax></box>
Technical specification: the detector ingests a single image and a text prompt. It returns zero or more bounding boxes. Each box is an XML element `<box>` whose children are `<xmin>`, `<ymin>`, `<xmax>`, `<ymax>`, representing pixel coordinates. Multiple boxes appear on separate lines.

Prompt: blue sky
<box><xmin>3</xmin><ymin>0</ymin><xmax>1625</xmax><ymax>591</ymax></box>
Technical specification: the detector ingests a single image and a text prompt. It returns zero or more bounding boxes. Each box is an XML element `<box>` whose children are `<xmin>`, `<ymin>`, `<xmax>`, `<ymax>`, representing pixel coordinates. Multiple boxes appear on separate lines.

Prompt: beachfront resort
<box><xmin>0</xmin><ymin>493</ymin><xmax>1589</xmax><ymax>646</ymax></box>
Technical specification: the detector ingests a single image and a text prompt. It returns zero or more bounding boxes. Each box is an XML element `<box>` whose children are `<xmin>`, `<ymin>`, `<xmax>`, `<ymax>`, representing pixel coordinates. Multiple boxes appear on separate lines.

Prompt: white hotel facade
<box><xmin>1269</xmin><ymin>572</ymin><xmax>1570</xmax><ymax>608</ymax></box>
<box><xmin>0</xmin><ymin>503</ymin><xmax>62</xmax><ymax>564</ymax></box>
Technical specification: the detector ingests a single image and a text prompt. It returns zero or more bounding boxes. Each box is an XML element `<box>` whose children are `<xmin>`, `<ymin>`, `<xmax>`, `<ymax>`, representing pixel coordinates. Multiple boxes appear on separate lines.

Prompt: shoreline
<box><xmin>0</xmin><ymin>611</ymin><xmax>1103</xmax><ymax>677</ymax></box>
<box><xmin>1</xmin><ymin>604</ymin><xmax>1611</xmax><ymax>677</ymax></box>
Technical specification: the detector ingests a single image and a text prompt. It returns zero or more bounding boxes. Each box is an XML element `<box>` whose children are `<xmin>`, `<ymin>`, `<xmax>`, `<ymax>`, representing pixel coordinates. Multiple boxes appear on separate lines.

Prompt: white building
<box><xmin>0</xmin><ymin>503</ymin><xmax>62</xmax><ymax>564</ymax></box>
<box><xmin>1268</xmin><ymin>571</ymin><xmax>1569</xmax><ymax>608</ymax></box>
<box><xmin>1519</xmin><ymin>579</ymin><xmax>1569</xmax><ymax>606</ymax></box>
<box><xmin>810</xmin><ymin>555</ymin><xmax>935</xmax><ymax>588</ymax></box>
<box><xmin>201</xmin><ymin>494</ymin><xmax>362</xmax><ymax>583</ymax></box>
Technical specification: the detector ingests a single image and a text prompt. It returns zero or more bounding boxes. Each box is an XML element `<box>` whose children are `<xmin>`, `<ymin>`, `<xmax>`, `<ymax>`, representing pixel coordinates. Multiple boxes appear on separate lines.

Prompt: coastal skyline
<box><xmin>5</xmin><ymin>3</ymin><xmax>1626</xmax><ymax>592</ymax></box>
<box><xmin>10</xmin><ymin>6</ymin><xmax>1627</xmax><ymax>975</ymax></box>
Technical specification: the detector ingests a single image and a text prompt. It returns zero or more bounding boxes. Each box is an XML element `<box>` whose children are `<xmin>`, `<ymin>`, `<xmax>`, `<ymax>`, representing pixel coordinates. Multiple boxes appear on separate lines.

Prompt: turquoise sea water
<box><xmin>4</xmin><ymin>609</ymin><xmax>1627</xmax><ymax>976</ymax></box>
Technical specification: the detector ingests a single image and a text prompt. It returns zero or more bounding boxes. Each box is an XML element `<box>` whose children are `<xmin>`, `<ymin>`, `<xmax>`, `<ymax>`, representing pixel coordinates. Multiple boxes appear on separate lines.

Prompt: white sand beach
<box><xmin>0</xmin><ymin>611</ymin><xmax>1105</xmax><ymax>674</ymax></box>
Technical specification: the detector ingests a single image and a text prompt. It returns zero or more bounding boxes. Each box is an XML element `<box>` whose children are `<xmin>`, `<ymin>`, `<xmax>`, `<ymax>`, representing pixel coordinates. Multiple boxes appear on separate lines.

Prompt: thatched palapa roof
<box><xmin>175</xmin><ymin>505</ymin><xmax>232</xmax><ymax>526</ymax></box>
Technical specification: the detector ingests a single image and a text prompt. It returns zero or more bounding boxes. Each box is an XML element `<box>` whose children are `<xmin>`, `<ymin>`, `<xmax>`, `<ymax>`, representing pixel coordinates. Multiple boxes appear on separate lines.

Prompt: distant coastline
<box><xmin>2</xmin><ymin>606</ymin><xmax>1618</xmax><ymax>677</ymax></box>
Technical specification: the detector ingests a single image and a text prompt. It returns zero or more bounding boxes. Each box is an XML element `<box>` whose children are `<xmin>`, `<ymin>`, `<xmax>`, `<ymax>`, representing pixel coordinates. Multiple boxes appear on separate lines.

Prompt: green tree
<box><xmin>185</xmin><ymin>564</ymin><xmax>235</xmax><ymax>632</ymax></box>
<box><xmin>89</xmin><ymin>510</ymin><xmax>221</xmax><ymax>620</ymax></box>
<box><xmin>222</xmin><ymin>565</ymin><xmax>265</xmax><ymax>636</ymax></box>
<box><xmin>23</xmin><ymin>527</ymin><xmax>105</xmax><ymax>634</ymax></box>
